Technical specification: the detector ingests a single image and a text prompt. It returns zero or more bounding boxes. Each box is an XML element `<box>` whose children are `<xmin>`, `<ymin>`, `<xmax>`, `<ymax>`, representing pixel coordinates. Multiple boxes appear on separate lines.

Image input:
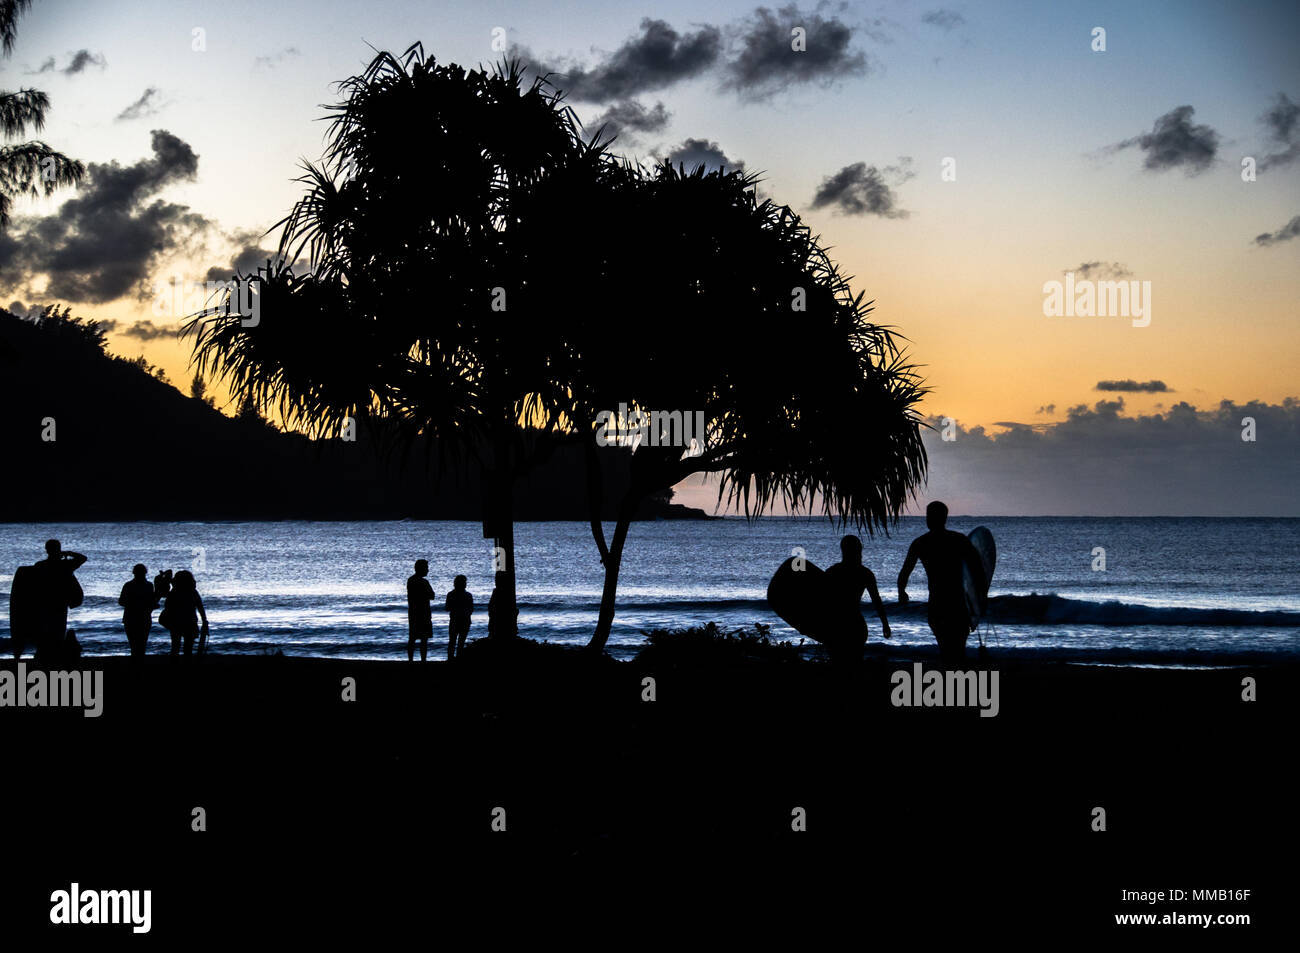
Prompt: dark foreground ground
<box><xmin>0</xmin><ymin>640</ymin><xmax>1293</xmax><ymax>941</ymax></box>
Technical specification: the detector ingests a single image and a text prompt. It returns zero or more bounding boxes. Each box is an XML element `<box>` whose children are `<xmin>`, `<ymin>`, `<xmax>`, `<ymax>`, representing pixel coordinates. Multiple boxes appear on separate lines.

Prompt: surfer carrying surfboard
<box><xmin>897</xmin><ymin>502</ymin><xmax>987</xmax><ymax>667</ymax></box>
<box><xmin>823</xmin><ymin>535</ymin><xmax>892</xmax><ymax>663</ymax></box>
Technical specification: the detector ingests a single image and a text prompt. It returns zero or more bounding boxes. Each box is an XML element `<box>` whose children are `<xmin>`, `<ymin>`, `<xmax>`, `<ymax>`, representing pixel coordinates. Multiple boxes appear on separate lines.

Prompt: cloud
<box><xmin>662</xmin><ymin>138</ymin><xmax>744</xmax><ymax>173</ymax></box>
<box><xmin>1066</xmin><ymin>261</ymin><xmax>1132</xmax><ymax>280</ymax></box>
<box><xmin>921</xmin><ymin>9</ymin><xmax>966</xmax><ymax>31</ymax></box>
<box><xmin>253</xmin><ymin>47</ymin><xmax>300</xmax><ymax>70</ymax></box>
<box><xmin>1109</xmin><ymin>105</ymin><xmax>1219</xmax><ymax>174</ymax></box>
<box><xmin>1253</xmin><ymin>215</ymin><xmax>1300</xmax><ymax>247</ymax></box>
<box><xmin>918</xmin><ymin>398</ymin><xmax>1300</xmax><ymax>515</ymax></box>
<box><xmin>1259</xmin><ymin>93</ymin><xmax>1300</xmax><ymax>170</ymax></box>
<box><xmin>1263</xmin><ymin>92</ymin><xmax>1298</xmax><ymax>143</ymax></box>
<box><xmin>524</xmin><ymin>19</ymin><xmax>721</xmax><ymax>102</ymax></box>
<box><xmin>722</xmin><ymin>4</ymin><xmax>869</xmax><ymax>100</ymax></box>
<box><xmin>0</xmin><ymin>130</ymin><xmax>210</xmax><ymax>304</ymax></box>
<box><xmin>675</xmin><ymin>397</ymin><xmax>1300</xmax><ymax>515</ymax></box>
<box><xmin>1035</xmin><ymin>404</ymin><xmax>1055</xmax><ymax>415</ymax></box>
<box><xmin>118</xmin><ymin>320</ymin><xmax>176</xmax><ymax>341</ymax></box>
<box><xmin>588</xmin><ymin>100</ymin><xmax>671</xmax><ymax>142</ymax></box>
<box><xmin>29</xmin><ymin>49</ymin><xmax>107</xmax><ymax>75</ymax></box>
<box><xmin>204</xmin><ymin>231</ymin><xmax>277</xmax><ymax>283</ymax></box>
<box><xmin>809</xmin><ymin>157</ymin><xmax>914</xmax><ymax>217</ymax></box>
<box><xmin>1095</xmin><ymin>379</ymin><xmax>1170</xmax><ymax>393</ymax></box>
<box><xmin>116</xmin><ymin>87</ymin><xmax>163</xmax><ymax>122</ymax></box>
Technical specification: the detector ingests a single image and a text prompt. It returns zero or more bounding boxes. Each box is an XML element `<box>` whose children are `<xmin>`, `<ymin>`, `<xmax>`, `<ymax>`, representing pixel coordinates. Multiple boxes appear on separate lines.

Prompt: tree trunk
<box><xmin>587</xmin><ymin>498</ymin><xmax>636</xmax><ymax>652</ymax></box>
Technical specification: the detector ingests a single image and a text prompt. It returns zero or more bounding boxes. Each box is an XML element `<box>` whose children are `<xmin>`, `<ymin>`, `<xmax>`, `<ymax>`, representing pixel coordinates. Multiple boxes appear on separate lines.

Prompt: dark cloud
<box><xmin>0</xmin><ymin>130</ymin><xmax>210</xmax><ymax>304</ymax></box>
<box><xmin>809</xmin><ymin>158</ymin><xmax>913</xmax><ymax>217</ymax></box>
<box><xmin>921</xmin><ymin>398</ymin><xmax>1300</xmax><ymax>515</ymax></box>
<box><xmin>588</xmin><ymin>100</ymin><xmax>671</xmax><ymax>142</ymax></box>
<box><xmin>1095</xmin><ymin>379</ymin><xmax>1170</xmax><ymax>393</ymax></box>
<box><xmin>253</xmin><ymin>47</ymin><xmax>301</xmax><ymax>70</ymax></box>
<box><xmin>5</xmin><ymin>300</ymin><xmax>43</xmax><ymax>320</ymax></box>
<box><xmin>1067</xmin><ymin>261</ymin><xmax>1132</xmax><ymax>280</ymax></box>
<box><xmin>524</xmin><ymin>19</ymin><xmax>721</xmax><ymax>102</ymax></box>
<box><xmin>723</xmin><ymin>4</ymin><xmax>868</xmax><ymax>100</ymax></box>
<box><xmin>116</xmin><ymin>87</ymin><xmax>162</xmax><ymax>122</ymax></box>
<box><xmin>118</xmin><ymin>320</ymin><xmax>176</xmax><ymax>341</ymax></box>
<box><xmin>921</xmin><ymin>9</ymin><xmax>965</xmax><ymax>31</ymax></box>
<box><xmin>204</xmin><ymin>232</ymin><xmax>277</xmax><ymax>283</ymax></box>
<box><xmin>1259</xmin><ymin>93</ymin><xmax>1300</xmax><ymax>170</ymax></box>
<box><xmin>1253</xmin><ymin>215</ymin><xmax>1300</xmax><ymax>247</ymax></box>
<box><xmin>1035</xmin><ymin>404</ymin><xmax>1055</xmax><ymax>415</ymax></box>
<box><xmin>662</xmin><ymin>138</ymin><xmax>744</xmax><ymax>173</ymax></box>
<box><xmin>29</xmin><ymin>49</ymin><xmax>106</xmax><ymax>75</ymax></box>
<box><xmin>1110</xmin><ymin>105</ymin><xmax>1219</xmax><ymax>174</ymax></box>
<box><xmin>1263</xmin><ymin>92</ymin><xmax>1298</xmax><ymax>143</ymax></box>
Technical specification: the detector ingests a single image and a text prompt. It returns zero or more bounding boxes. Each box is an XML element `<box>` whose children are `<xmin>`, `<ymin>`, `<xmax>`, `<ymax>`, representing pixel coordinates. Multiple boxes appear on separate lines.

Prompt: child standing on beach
<box><xmin>444</xmin><ymin>575</ymin><xmax>474</xmax><ymax>660</ymax></box>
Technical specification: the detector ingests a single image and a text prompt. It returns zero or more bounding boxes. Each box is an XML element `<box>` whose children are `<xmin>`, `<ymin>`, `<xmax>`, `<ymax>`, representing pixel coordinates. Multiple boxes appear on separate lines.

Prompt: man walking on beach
<box><xmin>898</xmin><ymin>501</ymin><xmax>985</xmax><ymax>667</ymax></box>
<box><xmin>823</xmin><ymin>535</ymin><xmax>891</xmax><ymax>664</ymax></box>
<box><xmin>445</xmin><ymin>575</ymin><xmax>474</xmax><ymax>661</ymax></box>
<box><xmin>407</xmin><ymin>559</ymin><xmax>435</xmax><ymax>662</ymax></box>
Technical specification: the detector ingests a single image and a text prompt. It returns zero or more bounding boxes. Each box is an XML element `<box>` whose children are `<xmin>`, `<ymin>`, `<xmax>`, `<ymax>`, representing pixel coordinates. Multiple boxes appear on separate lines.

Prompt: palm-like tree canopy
<box><xmin>0</xmin><ymin>2</ymin><xmax>84</xmax><ymax>227</ymax></box>
<box><xmin>187</xmin><ymin>46</ymin><xmax>600</xmax><ymax>464</ymax></box>
<box><xmin>557</xmin><ymin>161</ymin><xmax>929</xmax><ymax>533</ymax></box>
<box><xmin>0</xmin><ymin>1</ymin><xmax>33</xmax><ymax>55</ymax></box>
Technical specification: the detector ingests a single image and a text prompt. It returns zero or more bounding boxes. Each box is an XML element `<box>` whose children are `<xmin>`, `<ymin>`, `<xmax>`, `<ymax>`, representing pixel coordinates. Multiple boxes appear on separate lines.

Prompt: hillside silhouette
<box><xmin>0</xmin><ymin>307</ymin><xmax>708</xmax><ymax>521</ymax></box>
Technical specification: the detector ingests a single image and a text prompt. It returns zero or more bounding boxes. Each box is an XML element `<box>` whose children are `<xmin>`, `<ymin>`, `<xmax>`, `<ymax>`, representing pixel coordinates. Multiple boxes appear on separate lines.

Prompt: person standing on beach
<box><xmin>444</xmin><ymin>575</ymin><xmax>474</xmax><ymax>661</ymax></box>
<box><xmin>161</xmin><ymin>570</ymin><xmax>209</xmax><ymax>657</ymax></box>
<box><xmin>898</xmin><ymin>501</ymin><xmax>985</xmax><ymax>667</ymax></box>
<box><xmin>407</xmin><ymin>559</ymin><xmax>435</xmax><ymax>662</ymax></box>
<box><xmin>34</xmin><ymin>539</ymin><xmax>87</xmax><ymax>663</ymax></box>
<box><xmin>822</xmin><ymin>535</ymin><xmax>891</xmax><ymax>664</ymax></box>
<box><xmin>486</xmin><ymin>571</ymin><xmax>518</xmax><ymax>641</ymax></box>
<box><xmin>118</xmin><ymin>563</ymin><xmax>159</xmax><ymax>660</ymax></box>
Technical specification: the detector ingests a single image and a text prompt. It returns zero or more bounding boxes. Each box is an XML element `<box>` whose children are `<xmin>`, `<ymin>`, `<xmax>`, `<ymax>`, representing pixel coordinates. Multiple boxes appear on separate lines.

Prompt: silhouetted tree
<box><xmin>184</xmin><ymin>43</ymin><xmax>929</xmax><ymax>654</ymax></box>
<box><xmin>0</xmin><ymin>1</ymin><xmax>84</xmax><ymax>227</ymax></box>
<box><xmin>558</xmin><ymin>163</ymin><xmax>929</xmax><ymax>651</ymax></box>
<box><xmin>124</xmin><ymin>353</ymin><xmax>170</xmax><ymax>385</ymax></box>
<box><xmin>189</xmin><ymin>371</ymin><xmax>216</xmax><ymax>406</ymax></box>
<box><xmin>185</xmin><ymin>46</ymin><xmax>603</xmax><ymax>633</ymax></box>
<box><xmin>30</xmin><ymin>304</ymin><xmax>108</xmax><ymax>353</ymax></box>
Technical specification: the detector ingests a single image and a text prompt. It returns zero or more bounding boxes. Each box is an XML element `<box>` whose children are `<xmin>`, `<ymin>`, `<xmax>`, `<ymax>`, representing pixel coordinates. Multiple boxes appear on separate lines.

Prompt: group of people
<box><xmin>406</xmin><ymin>561</ymin><xmax>476</xmax><ymax>662</ymax></box>
<box><xmin>117</xmin><ymin>564</ymin><xmax>209</xmax><ymax>659</ymax></box>
<box><xmin>822</xmin><ymin>500</ymin><xmax>988</xmax><ymax>666</ymax></box>
<box><xmin>13</xmin><ymin>507</ymin><xmax>982</xmax><ymax>666</ymax></box>
<box><xmin>404</xmin><ymin>563</ymin><xmax>521</xmax><ymax>662</ymax></box>
<box><xmin>6</xmin><ymin>540</ymin><xmax>208</xmax><ymax>663</ymax></box>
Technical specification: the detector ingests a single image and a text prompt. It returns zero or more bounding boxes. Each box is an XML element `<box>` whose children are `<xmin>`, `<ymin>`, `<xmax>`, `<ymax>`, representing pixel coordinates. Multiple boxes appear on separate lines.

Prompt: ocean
<box><xmin>1</xmin><ymin>518</ymin><xmax>1297</xmax><ymax>665</ymax></box>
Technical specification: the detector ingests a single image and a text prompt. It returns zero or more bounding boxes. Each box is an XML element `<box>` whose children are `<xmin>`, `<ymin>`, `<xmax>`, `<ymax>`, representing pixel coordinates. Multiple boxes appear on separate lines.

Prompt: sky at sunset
<box><xmin>3</xmin><ymin>0</ymin><xmax>1297</xmax><ymax>514</ymax></box>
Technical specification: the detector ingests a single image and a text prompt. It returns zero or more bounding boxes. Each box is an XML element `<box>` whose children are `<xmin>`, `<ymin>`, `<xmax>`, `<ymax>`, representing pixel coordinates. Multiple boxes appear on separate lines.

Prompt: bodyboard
<box><xmin>766</xmin><ymin>556</ymin><xmax>833</xmax><ymax>643</ymax></box>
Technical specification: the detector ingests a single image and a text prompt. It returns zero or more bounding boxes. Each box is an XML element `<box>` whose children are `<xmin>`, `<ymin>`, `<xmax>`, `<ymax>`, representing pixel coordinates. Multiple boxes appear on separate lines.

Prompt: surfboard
<box><xmin>7</xmin><ymin>565</ymin><xmax>38</xmax><ymax>657</ymax></box>
<box><xmin>962</xmin><ymin>527</ymin><xmax>997</xmax><ymax>631</ymax></box>
<box><xmin>766</xmin><ymin>556</ymin><xmax>833</xmax><ymax>642</ymax></box>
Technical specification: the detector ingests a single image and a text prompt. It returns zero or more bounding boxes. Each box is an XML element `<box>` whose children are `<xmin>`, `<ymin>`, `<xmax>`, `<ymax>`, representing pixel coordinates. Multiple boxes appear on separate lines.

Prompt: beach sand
<box><xmin>2</xmin><ymin>641</ymin><xmax>1291</xmax><ymax>934</ymax></box>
